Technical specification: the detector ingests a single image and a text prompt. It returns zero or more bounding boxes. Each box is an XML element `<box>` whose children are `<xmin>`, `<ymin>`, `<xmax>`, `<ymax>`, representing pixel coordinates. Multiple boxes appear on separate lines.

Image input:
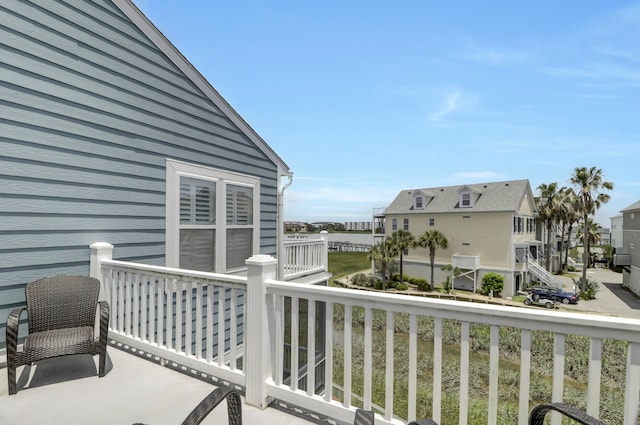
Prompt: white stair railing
<box><xmin>527</xmin><ymin>251</ymin><xmax>558</xmax><ymax>287</ymax></box>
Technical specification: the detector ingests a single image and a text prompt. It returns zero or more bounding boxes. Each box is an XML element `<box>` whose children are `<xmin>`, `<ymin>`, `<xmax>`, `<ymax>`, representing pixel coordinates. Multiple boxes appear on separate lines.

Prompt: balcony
<box><xmin>2</xmin><ymin>243</ymin><xmax>640</xmax><ymax>424</ymax></box>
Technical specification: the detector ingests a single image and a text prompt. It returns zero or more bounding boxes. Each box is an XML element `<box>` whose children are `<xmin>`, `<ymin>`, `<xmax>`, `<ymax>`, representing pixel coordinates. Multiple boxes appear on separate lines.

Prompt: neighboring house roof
<box><xmin>385</xmin><ymin>179</ymin><xmax>534</xmax><ymax>214</ymax></box>
<box><xmin>113</xmin><ymin>0</ymin><xmax>290</xmax><ymax>176</ymax></box>
<box><xmin>621</xmin><ymin>200</ymin><xmax>640</xmax><ymax>212</ymax></box>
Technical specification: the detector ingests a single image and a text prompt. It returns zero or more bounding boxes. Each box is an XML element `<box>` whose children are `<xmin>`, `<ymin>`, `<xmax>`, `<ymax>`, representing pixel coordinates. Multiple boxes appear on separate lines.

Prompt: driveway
<box><xmin>556</xmin><ymin>268</ymin><xmax>640</xmax><ymax>319</ymax></box>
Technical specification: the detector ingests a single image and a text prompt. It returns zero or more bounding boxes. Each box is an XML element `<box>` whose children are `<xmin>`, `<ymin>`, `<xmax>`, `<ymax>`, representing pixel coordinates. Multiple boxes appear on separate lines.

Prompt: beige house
<box><xmin>384</xmin><ymin>179</ymin><xmax>544</xmax><ymax>297</ymax></box>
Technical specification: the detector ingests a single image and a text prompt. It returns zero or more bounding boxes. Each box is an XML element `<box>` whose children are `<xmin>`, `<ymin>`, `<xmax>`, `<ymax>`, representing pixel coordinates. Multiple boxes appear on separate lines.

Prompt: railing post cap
<box><xmin>245</xmin><ymin>254</ymin><xmax>278</xmax><ymax>265</ymax></box>
<box><xmin>90</xmin><ymin>242</ymin><xmax>114</xmax><ymax>249</ymax></box>
<box><xmin>320</xmin><ymin>230</ymin><xmax>329</xmax><ymax>234</ymax></box>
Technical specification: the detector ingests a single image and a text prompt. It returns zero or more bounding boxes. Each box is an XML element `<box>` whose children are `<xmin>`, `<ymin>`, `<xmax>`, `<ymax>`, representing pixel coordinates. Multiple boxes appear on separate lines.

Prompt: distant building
<box><xmin>344</xmin><ymin>221</ymin><xmax>373</xmax><ymax>231</ymax></box>
<box><xmin>617</xmin><ymin>201</ymin><xmax>640</xmax><ymax>297</ymax></box>
<box><xmin>610</xmin><ymin>215</ymin><xmax>623</xmax><ymax>250</ymax></box>
<box><xmin>383</xmin><ymin>179</ymin><xmax>545</xmax><ymax>297</ymax></box>
<box><xmin>284</xmin><ymin>221</ymin><xmax>307</xmax><ymax>232</ymax></box>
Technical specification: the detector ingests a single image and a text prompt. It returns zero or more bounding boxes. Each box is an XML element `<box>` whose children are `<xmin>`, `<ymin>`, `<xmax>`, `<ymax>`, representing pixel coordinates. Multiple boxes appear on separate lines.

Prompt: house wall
<box><xmin>388</xmin><ymin>206</ymin><xmax>536</xmax><ymax>297</ymax></box>
<box><xmin>389</xmin><ymin>211</ymin><xmax>515</xmax><ymax>269</ymax></box>
<box><xmin>0</xmin><ymin>0</ymin><xmax>280</xmax><ymax>346</ymax></box>
<box><xmin>622</xmin><ymin>209</ymin><xmax>640</xmax><ymax>296</ymax></box>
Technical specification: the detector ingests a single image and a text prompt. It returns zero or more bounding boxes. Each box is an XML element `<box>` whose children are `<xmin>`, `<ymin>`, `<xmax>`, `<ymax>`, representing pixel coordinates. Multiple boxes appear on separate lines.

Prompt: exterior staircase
<box><xmin>527</xmin><ymin>251</ymin><xmax>560</xmax><ymax>288</ymax></box>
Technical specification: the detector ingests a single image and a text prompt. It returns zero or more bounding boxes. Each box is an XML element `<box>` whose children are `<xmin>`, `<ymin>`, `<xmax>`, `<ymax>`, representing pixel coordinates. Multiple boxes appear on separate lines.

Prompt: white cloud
<box><xmin>428</xmin><ymin>89</ymin><xmax>463</xmax><ymax>122</ymax></box>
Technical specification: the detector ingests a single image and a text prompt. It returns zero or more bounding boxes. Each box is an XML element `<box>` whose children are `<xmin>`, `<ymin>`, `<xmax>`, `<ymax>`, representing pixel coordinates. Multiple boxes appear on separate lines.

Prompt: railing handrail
<box><xmin>283</xmin><ymin>238</ymin><xmax>326</xmax><ymax>247</ymax></box>
<box><xmin>265</xmin><ymin>279</ymin><xmax>640</xmax><ymax>342</ymax></box>
<box><xmin>101</xmin><ymin>258</ymin><xmax>248</xmax><ymax>287</ymax></box>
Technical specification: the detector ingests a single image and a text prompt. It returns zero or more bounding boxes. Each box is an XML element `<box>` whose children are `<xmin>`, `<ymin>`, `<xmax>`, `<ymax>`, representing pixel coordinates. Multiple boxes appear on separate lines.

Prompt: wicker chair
<box><xmin>354</xmin><ymin>409</ymin><xmax>374</xmax><ymax>425</ymax></box>
<box><xmin>6</xmin><ymin>275</ymin><xmax>109</xmax><ymax>395</ymax></box>
<box><xmin>180</xmin><ymin>386</ymin><xmax>242</xmax><ymax>425</ymax></box>
<box><xmin>529</xmin><ymin>403</ymin><xmax>605</xmax><ymax>425</ymax></box>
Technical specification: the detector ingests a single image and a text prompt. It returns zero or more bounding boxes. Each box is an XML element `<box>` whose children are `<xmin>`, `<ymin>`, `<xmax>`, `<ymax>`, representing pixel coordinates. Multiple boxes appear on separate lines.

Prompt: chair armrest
<box><xmin>6</xmin><ymin>307</ymin><xmax>26</xmax><ymax>356</ymax></box>
<box><xmin>181</xmin><ymin>386</ymin><xmax>242</xmax><ymax>425</ymax></box>
<box><xmin>529</xmin><ymin>403</ymin><xmax>605</xmax><ymax>425</ymax></box>
<box><xmin>97</xmin><ymin>301</ymin><xmax>109</xmax><ymax>342</ymax></box>
<box><xmin>354</xmin><ymin>409</ymin><xmax>374</xmax><ymax>425</ymax></box>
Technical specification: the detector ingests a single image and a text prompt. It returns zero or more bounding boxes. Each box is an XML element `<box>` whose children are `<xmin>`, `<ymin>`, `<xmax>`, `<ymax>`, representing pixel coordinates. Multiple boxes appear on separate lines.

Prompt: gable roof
<box><xmin>112</xmin><ymin>0</ymin><xmax>290</xmax><ymax>176</ymax></box>
<box><xmin>621</xmin><ymin>200</ymin><xmax>640</xmax><ymax>212</ymax></box>
<box><xmin>385</xmin><ymin>179</ymin><xmax>535</xmax><ymax>214</ymax></box>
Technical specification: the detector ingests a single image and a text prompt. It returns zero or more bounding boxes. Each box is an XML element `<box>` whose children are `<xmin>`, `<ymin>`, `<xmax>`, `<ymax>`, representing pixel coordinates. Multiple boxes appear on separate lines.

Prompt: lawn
<box><xmin>328</xmin><ymin>251</ymin><xmax>370</xmax><ymax>286</ymax></box>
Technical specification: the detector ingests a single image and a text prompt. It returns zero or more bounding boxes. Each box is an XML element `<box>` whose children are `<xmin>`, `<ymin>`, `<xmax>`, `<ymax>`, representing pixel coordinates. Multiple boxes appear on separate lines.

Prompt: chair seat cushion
<box><xmin>24</xmin><ymin>326</ymin><xmax>95</xmax><ymax>351</ymax></box>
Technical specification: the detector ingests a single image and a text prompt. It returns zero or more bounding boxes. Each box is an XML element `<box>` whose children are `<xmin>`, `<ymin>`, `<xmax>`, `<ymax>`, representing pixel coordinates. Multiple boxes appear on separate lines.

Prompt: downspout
<box><xmin>277</xmin><ymin>171</ymin><xmax>293</xmax><ymax>280</ymax></box>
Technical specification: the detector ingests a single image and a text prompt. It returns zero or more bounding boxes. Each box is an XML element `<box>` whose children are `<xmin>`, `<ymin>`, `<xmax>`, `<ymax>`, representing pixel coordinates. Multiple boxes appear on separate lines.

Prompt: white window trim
<box><xmin>166</xmin><ymin>159</ymin><xmax>260</xmax><ymax>272</ymax></box>
<box><xmin>460</xmin><ymin>192</ymin><xmax>472</xmax><ymax>208</ymax></box>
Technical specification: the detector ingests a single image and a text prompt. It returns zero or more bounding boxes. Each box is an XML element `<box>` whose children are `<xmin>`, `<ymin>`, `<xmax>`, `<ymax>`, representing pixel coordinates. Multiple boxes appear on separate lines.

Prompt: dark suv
<box><xmin>529</xmin><ymin>286</ymin><xmax>578</xmax><ymax>304</ymax></box>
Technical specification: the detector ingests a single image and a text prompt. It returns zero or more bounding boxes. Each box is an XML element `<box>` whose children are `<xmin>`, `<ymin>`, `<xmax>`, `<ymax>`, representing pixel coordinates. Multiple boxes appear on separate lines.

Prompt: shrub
<box><xmin>416</xmin><ymin>280</ymin><xmax>431</xmax><ymax>291</ymax></box>
<box><xmin>411</xmin><ymin>277</ymin><xmax>426</xmax><ymax>286</ymax></box>
<box><xmin>481</xmin><ymin>272</ymin><xmax>504</xmax><ymax>296</ymax></box>
<box><xmin>567</xmin><ymin>265</ymin><xmax>576</xmax><ymax>272</ymax></box>
<box><xmin>396</xmin><ymin>283</ymin><xmax>408</xmax><ymax>291</ymax></box>
<box><xmin>576</xmin><ymin>278</ymin><xmax>599</xmax><ymax>300</ymax></box>
<box><xmin>442</xmin><ymin>276</ymin><xmax>451</xmax><ymax>293</ymax></box>
<box><xmin>350</xmin><ymin>273</ymin><xmax>372</xmax><ymax>287</ymax></box>
<box><xmin>569</xmin><ymin>247</ymin><xmax>579</xmax><ymax>261</ymax></box>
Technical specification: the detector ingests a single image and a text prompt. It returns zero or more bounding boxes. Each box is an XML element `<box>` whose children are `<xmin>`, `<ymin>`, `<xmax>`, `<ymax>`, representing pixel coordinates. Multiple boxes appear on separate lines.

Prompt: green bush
<box><xmin>396</xmin><ymin>283</ymin><xmax>408</xmax><ymax>291</ymax></box>
<box><xmin>417</xmin><ymin>280</ymin><xmax>431</xmax><ymax>291</ymax></box>
<box><xmin>481</xmin><ymin>272</ymin><xmax>504</xmax><ymax>296</ymax></box>
<box><xmin>442</xmin><ymin>276</ymin><xmax>451</xmax><ymax>293</ymax></box>
<box><xmin>577</xmin><ymin>278</ymin><xmax>599</xmax><ymax>300</ymax></box>
<box><xmin>569</xmin><ymin>247</ymin><xmax>579</xmax><ymax>261</ymax></box>
<box><xmin>350</xmin><ymin>273</ymin><xmax>372</xmax><ymax>287</ymax></box>
<box><xmin>567</xmin><ymin>265</ymin><xmax>576</xmax><ymax>272</ymax></box>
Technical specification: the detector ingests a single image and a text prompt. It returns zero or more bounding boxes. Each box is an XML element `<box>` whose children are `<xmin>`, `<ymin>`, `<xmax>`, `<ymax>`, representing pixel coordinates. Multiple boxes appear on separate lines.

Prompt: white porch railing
<box><xmin>282</xmin><ymin>232</ymin><xmax>329</xmax><ymax>280</ymax></box>
<box><xmin>90</xmin><ymin>243</ymin><xmax>640</xmax><ymax>425</ymax></box>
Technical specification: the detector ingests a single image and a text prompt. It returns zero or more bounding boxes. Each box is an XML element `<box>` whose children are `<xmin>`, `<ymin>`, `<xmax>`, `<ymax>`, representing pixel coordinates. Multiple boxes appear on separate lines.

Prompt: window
<box><xmin>392</xmin><ymin>218</ymin><xmax>397</xmax><ymax>231</ymax></box>
<box><xmin>403</xmin><ymin>218</ymin><xmax>409</xmax><ymax>230</ymax></box>
<box><xmin>415</xmin><ymin>196</ymin><xmax>423</xmax><ymax>209</ymax></box>
<box><xmin>166</xmin><ymin>160</ymin><xmax>259</xmax><ymax>272</ymax></box>
<box><xmin>461</xmin><ymin>192</ymin><xmax>471</xmax><ymax>207</ymax></box>
<box><xmin>429</xmin><ymin>218</ymin><xmax>435</xmax><ymax>226</ymax></box>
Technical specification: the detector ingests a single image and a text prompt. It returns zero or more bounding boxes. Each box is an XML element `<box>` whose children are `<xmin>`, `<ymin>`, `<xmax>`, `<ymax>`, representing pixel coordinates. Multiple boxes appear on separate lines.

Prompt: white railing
<box><xmin>90</xmin><ymin>243</ymin><xmax>640</xmax><ymax>425</ymax></box>
<box><xmin>282</xmin><ymin>232</ymin><xmax>328</xmax><ymax>280</ymax></box>
<box><xmin>527</xmin><ymin>251</ymin><xmax>558</xmax><ymax>288</ymax></box>
<box><xmin>91</xmin><ymin>243</ymin><xmax>248</xmax><ymax>389</ymax></box>
<box><xmin>264</xmin><ymin>280</ymin><xmax>640</xmax><ymax>425</ymax></box>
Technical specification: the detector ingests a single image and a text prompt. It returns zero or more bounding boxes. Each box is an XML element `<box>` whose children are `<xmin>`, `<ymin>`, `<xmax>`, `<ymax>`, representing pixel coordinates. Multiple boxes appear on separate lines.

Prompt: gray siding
<box><xmin>0</xmin><ymin>0</ymin><xmax>281</xmax><ymax>346</ymax></box>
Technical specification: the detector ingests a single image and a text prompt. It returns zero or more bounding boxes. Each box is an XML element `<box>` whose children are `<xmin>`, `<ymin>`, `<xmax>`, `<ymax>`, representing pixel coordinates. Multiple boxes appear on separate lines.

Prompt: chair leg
<box><xmin>98</xmin><ymin>351</ymin><xmax>106</xmax><ymax>377</ymax></box>
<box><xmin>6</xmin><ymin>306</ymin><xmax>25</xmax><ymax>395</ymax></box>
<box><xmin>8</xmin><ymin>363</ymin><xmax>17</xmax><ymax>395</ymax></box>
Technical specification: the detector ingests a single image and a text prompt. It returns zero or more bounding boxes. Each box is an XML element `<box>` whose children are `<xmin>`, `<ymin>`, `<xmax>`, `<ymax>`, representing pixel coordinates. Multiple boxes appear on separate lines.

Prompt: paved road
<box><xmin>556</xmin><ymin>268</ymin><xmax>640</xmax><ymax>319</ymax></box>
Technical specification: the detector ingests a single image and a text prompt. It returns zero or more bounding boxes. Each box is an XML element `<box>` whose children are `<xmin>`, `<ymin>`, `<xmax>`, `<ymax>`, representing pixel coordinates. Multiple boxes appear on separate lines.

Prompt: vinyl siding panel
<box><xmin>0</xmin><ymin>0</ymin><xmax>282</xmax><ymax>346</ymax></box>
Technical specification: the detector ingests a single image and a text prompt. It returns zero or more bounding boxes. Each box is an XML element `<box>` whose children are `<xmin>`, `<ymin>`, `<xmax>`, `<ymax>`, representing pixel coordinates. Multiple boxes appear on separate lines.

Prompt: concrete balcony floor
<box><xmin>0</xmin><ymin>347</ymin><xmax>314</xmax><ymax>425</ymax></box>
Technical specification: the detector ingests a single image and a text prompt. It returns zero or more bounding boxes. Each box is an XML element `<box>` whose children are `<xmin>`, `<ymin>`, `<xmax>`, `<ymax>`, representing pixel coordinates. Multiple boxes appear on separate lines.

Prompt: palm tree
<box><xmin>577</xmin><ymin>218</ymin><xmax>602</xmax><ymax>267</ymax></box>
<box><xmin>561</xmin><ymin>189</ymin><xmax>581</xmax><ymax>271</ymax></box>
<box><xmin>416</xmin><ymin>229</ymin><xmax>449</xmax><ymax>291</ymax></box>
<box><xmin>569</xmin><ymin>166</ymin><xmax>614</xmax><ymax>288</ymax></box>
<box><xmin>556</xmin><ymin>187</ymin><xmax>576</xmax><ymax>272</ymax></box>
<box><xmin>388</xmin><ymin>230</ymin><xmax>415</xmax><ymax>283</ymax></box>
<box><xmin>368</xmin><ymin>240</ymin><xmax>398</xmax><ymax>289</ymax></box>
<box><xmin>536</xmin><ymin>182</ymin><xmax>561</xmax><ymax>272</ymax></box>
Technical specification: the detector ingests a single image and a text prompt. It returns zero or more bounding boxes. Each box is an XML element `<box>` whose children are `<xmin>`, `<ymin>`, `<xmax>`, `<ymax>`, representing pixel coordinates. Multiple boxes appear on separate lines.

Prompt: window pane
<box><xmin>180</xmin><ymin>177</ymin><xmax>215</xmax><ymax>224</ymax></box>
<box><xmin>227</xmin><ymin>228</ymin><xmax>252</xmax><ymax>270</ymax></box>
<box><xmin>180</xmin><ymin>229</ymin><xmax>215</xmax><ymax>271</ymax></box>
<box><xmin>227</xmin><ymin>185</ymin><xmax>253</xmax><ymax>225</ymax></box>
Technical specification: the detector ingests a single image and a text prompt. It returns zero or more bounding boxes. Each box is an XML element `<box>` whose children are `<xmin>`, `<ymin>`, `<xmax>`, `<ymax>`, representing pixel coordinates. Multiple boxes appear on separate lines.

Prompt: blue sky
<box><xmin>136</xmin><ymin>1</ymin><xmax>640</xmax><ymax>226</ymax></box>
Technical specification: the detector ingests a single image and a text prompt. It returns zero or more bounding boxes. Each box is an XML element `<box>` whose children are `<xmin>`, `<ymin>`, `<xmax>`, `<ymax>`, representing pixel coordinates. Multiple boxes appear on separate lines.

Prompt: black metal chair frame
<box><xmin>6</xmin><ymin>275</ymin><xmax>109</xmax><ymax>395</ymax></box>
<box><xmin>529</xmin><ymin>403</ymin><xmax>606</xmax><ymax>425</ymax></box>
